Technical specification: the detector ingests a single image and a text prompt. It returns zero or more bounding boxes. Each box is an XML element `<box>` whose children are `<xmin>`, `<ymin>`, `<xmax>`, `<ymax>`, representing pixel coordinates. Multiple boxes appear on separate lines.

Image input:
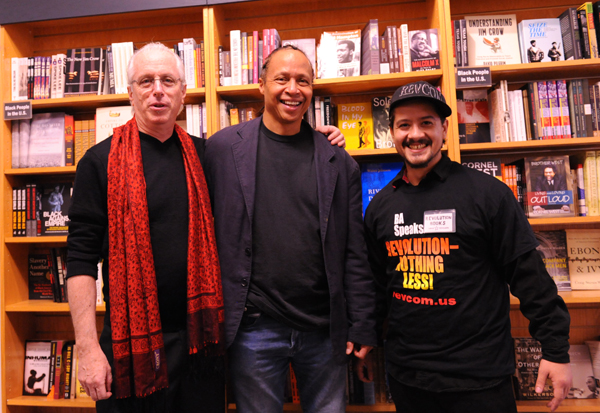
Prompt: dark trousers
<box><xmin>388</xmin><ymin>374</ymin><xmax>518</xmax><ymax>413</ymax></box>
<box><xmin>97</xmin><ymin>323</ymin><xmax>225</xmax><ymax>413</ymax></box>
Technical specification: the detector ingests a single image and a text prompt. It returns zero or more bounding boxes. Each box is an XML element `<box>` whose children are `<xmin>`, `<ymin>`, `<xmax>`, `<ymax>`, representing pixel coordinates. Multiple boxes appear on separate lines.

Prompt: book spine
<box><xmin>547</xmin><ymin>80</ymin><xmax>562</xmax><ymax>138</ymax></box>
<box><xmin>241</xmin><ymin>32</ymin><xmax>248</xmax><ymax>85</ymax></box>
<box><xmin>401</xmin><ymin>24</ymin><xmax>410</xmax><ymax>72</ymax></box>
<box><xmin>385</xmin><ymin>27</ymin><xmax>395</xmax><ymax>73</ymax></box>
<box><xmin>584</xmin><ymin>151</ymin><xmax>599</xmax><ymax>215</ymax></box>
<box><xmin>253</xmin><ymin>31</ymin><xmax>259</xmax><ymax>84</ymax></box>
<box><xmin>460</xmin><ymin>19</ymin><xmax>468</xmax><ymax>68</ymax></box>
<box><xmin>557</xmin><ymin>80</ymin><xmax>572</xmax><ymax>138</ymax></box>
<box><xmin>230</xmin><ymin>30</ymin><xmax>242</xmax><ymax>86</ymax></box>
<box><xmin>454</xmin><ymin>20</ymin><xmax>462</xmax><ymax>67</ymax></box>
<box><xmin>578</xmin><ymin>8</ymin><xmax>593</xmax><ymax>58</ymax></box>
<box><xmin>537</xmin><ymin>81</ymin><xmax>552</xmax><ymax>139</ymax></box>
<box><xmin>568</xmin><ymin>80</ymin><xmax>580</xmax><ymax>137</ymax></box>
<box><xmin>585</xmin><ymin>2</ymin><xmax>600</xmax><ymax>58</ymax></box>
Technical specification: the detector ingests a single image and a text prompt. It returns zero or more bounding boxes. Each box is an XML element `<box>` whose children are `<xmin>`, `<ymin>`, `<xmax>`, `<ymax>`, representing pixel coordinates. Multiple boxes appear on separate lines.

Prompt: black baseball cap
<box><xmin>389</xmin><ymin>81</ymin><xmax>452</xmax><ymax>118</ymax></box>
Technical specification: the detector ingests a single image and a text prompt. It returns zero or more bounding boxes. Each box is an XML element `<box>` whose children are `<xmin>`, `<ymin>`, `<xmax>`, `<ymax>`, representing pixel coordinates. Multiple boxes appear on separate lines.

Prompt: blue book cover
<box><xmin>361</xmin><ymin>162</ymin><xmax>403</xmax><ymax>215</ymax></box>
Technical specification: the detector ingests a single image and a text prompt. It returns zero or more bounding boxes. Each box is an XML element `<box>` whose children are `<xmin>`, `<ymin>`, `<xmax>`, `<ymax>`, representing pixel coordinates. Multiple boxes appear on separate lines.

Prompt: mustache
<box><xmin>403</xmin><ymin>138</ymin><xmax>430</xmax><ymax>147</ymax></box>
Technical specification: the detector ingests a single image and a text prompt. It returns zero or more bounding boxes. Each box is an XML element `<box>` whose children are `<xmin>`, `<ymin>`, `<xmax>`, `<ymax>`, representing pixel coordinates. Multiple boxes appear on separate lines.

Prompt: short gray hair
<box><xmin>127</xmin><ymin>42</ymin><xmax>186</xmax><ymax>87</ymax></box>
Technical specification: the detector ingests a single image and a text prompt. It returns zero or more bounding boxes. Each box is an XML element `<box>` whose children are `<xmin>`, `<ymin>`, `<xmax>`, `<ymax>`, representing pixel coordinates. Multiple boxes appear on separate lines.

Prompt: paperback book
<box><xmin>28</xmin><ymin>253</ymin><xmax>54</xmax><ymax>300</ymax></box>
<box><xmin>518</xmin><ymin>18</ymin><xmax>564</xmax><ymax>63</ymax></box>
<box><xmin>360</xmin><ymin>162</ymin><xmax>403</xmax><ymax>215</ymax></box>
<box><xmin>64</xmin><ymin>48</ymin><xmax>104</xmax><ymax>96</ymax></box>
<box><xmin>523</xmin><ymin>156</ymin><xmax>575</xmax><ymax>218</ymax></box>
<box><xmin>317</xmin><ymin>30</ymin><xmax>361</xmax><ymax>79</ymax></box>
<box><xmin>566</xmin><ymin>229</ymin><xmax>600</xmax><ymax>290</ymax></box>
<box><xmin>534</xmin><ymin>230</ymin><xmax>571</xmax><ymax>291</ymax></box>
<box><xmin>465</xmin><ymin>14</ymin><xmax>522</xmax><ymax>66</ymax></box>
<box><xmin>567</xmin><ymin>344</ymin><xmax>597</xmax><ymax>398</ymax></box>
<box><xmin>513</xmin><ymin>337</ymin><xmax>553</xmax><ymax>400</ymax></box>
<box><xmin>40</xmin><ymin>183</ymin><xmax>72</xmax><ymax>236</ymax></box>
<box><xmin>408</xmin><ymin>29</ymin><xmax>441</xmax><ymax>71</ymax></box>
<box><xmin>23</xmin><ymin>340</ymin><xmax>53</xmax><ymax>396</ymax></box>
<box><xmin>337</xmin><ymin>102</ymin><xmax>373</xmax><ymax>149</ymax></box>
<box><xmin>371</xmin><ymin>96</ymin><xmax>394</xmax><ymax>149</ymax></box>
<box><xmin>456</xmin><ymin>89</ymin><xmax>491</xmax><ymax>143</ymax></box>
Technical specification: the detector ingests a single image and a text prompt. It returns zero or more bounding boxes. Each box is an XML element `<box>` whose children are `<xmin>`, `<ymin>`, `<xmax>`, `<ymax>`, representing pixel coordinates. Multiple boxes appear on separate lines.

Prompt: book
<box><xmin>317</xmin><ymin>29</ymin><xmax>361</xmax><ymax>79</ymax></box>
<box><xmin>360</xmin><ymin>162</ymin><xmax>403</xmax><ymax>215</ymax></box>
<box><xmin>28</xmin><ymin>253</ymin><xmax>55</xmax><ymax>300</ymax></box>
<box><xmin>282</xmin><ymin>39</ymin><xmax>317</xmax><ymax>75</ymax></box>
<box><xmin>371</xmin><ymin>96</ymin><xmax>394</xmax><ymax>149</ymax></box>
<box><xmin>523</xmin><ymin>155</ymin><xmax>575</xmax><ymax>217</ymax></box>
<box><xmin>337</xmin><ymin>102</ymin><xmax>373</xmax><ymax>149</ymax></box>
<box><xmin>95</xmin><ymin>105</ymin><xmax>133</xmax><ymax>144</ymax></box>
<box><xmin>27</xmin><ymin>113</ymin><xmax>66</xmax><ymax>168</ymax></box>
<box><xmin>465</xmin><ymin>14</ymin><xmax>522</xmax><ymax>66</ymax></box>
<box><xmin>230</xmin><ymin>29</ymin><xmax>242</xmax><ymax>86</ymax></box>
<box><xmin>360</xmin><ymin>19</ymin><xmax>380</xmax><ymax>75</ymax></box>
<box><xmin>23</xmin><ymin>340</ymin><xmax>53</xmax><ymax>396</ymax></box>
<box><xmin>566</xmin><ymin>229</ymin><xmax>600</xmax><ymax>289</ymax></box>
<box><xmin>40</xmin><ymin>183</ymin><xmax>72</xmax><ymax>236</ymax></box>
<box><xmin>534</xmin><ymin>230</ymin><xmax>571</xmax><ymax>291</ymax></box>
<box><xmin>518</xmin><ymin>18</ymin><xmax>564</xmax><ymax>63</ymax></box>
<box><xmin>513</xmin><ymin>337</ymin><xmax>553</xmax><ymax>400</ymax></box>
<box><xmin>585</xmin><ymin>339</ymin><xmax>600</xmax><ymax>381</ymax></box>
<box><xmin>462</xmin><ymin>157</ymin><xmax>502</xmax><ymax>179</ymax></box>
<box><xmin>64</xmin><ymin>48</ymin><xmax>103</xmax><ymax>96</ymax></box>
<box><xmin>579</xmin><ymin>2</ymin><xmax>599</xmax><ymax>58</ymax></box>
<box><xmin>559</xmin><ymin>8</ymin><xmax>584</xmax><ymax>60</ymax></box>
<box><xmin>456</xmin><ymin>89</ymin><xmax>491</xmax><ymax>143</ymax></box>
<box><xmin>408</xmin><ymin>29</ymin><xmax>441</xmax><ymax>71</ymax></box>
<box><xmin>567</xmin><ymin>344</ymin><xmax>597</xmax><ymax>398</ymax></box>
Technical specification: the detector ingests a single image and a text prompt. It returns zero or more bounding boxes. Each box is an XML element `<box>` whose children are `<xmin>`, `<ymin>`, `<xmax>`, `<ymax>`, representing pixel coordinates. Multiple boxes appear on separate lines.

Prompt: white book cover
<box><xmin>230</xmin><ymin>30</ymin><xmax>242</xmax><ymax>86</ymax></box>
<box><xmin>401</xmin><ymin>24</ymin><xmax>410</xmax><ymax>72</ymax></box>
<box><xmin>465</xmin><ymin>14</ymin><xmax>521</xmax><ymax>66</ymax></box>
<box><xmin>12</xmin><ymin>57</ymin><xmax>29</xmax><ymax>101</ymax></box>
<box><xmin>185</xmin><ymin>104</ymin><xmax>193</xmax><ymax>133</ymax></box>
<box><xmin>566</xmin><ymin>229</ymin><xmax>600</xmax><ymax>289</ymax></box>
<box><xmin>19</xmin><ymin>119</ymin><xmax>31</xmax><ymax>167</ymax></box>
<box><xmin>183</xmin><ymin>38</ymin><xmax>197</xmax><ymax>89</ymax></box>
<box><xmin>317</xmin><ymin>30</ymin><xmax>361</xmax><ymax>79</ymax></box>
<box><xmin>12</xmin><ymin>121</ymin><xmax>20</xmax><ymax>168</ymax></box>
<box><xmin>518</xmin><ymin>18</ymin><xmax>564</xmax><ymax>63</ymax></box>
<box><xmin>55</xmin><ymin>53</ymin><xmax>66</xmax><ymax>99</ymax></box>
<box><xmin>202</xmin><ymin>102</ymin><xmax>207</xmax><ymax>138</ymax></box>
<box><xmin>28</xmin><ymin>113</ymin><xmax>66</xmax><ymax>168</ymax></box>
<box><xmin>192</xmin><ymin>103</ymin><xmax>201</xmax><ymax>137</ymax></box>
<box><xmin>95</xmin><ymin>105</ymin><xmax>133</xmax><ymax>144</ymax></box>
<box><xmin>22</xmin><ymin>341</ymin><xmax>52</xmax><ymax>395</ymax></box>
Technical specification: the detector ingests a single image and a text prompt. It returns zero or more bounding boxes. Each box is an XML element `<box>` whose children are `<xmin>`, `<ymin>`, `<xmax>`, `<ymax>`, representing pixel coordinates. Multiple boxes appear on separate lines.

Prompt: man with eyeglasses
<box><xmin>66</xmin><ymin>42</ymin><xmax>345</xmax><ymax>413</ymax></box>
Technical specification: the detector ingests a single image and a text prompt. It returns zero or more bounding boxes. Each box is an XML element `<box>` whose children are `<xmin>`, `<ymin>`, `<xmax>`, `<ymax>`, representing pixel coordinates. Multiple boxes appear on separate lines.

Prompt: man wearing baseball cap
<box><xmin>361</xmin><ymin>81</ymin><xmax>572</xmax><ymax>412</ymax></box>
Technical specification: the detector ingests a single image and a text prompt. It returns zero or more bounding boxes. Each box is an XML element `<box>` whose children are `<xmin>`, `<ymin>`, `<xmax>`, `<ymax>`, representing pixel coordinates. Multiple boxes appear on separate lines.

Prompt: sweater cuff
<box><xmin>542</xmin><ymin>340</ymin><xmax>570</xmax><ymax>364</ymax></box>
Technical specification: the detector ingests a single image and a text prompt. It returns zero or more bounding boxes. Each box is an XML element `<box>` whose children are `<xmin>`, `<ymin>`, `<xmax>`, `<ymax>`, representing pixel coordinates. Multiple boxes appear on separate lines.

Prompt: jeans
<box><xmin>228</xmin><ymin>313</ymin><xmax>347</xmax><ymax>413</ymax></box>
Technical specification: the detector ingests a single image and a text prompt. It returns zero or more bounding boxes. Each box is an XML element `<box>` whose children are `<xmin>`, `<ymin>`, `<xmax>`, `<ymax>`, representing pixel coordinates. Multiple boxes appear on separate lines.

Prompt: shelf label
<box><xmin>456</xmin><ymin>67</ymin><xmax>491</xmax><ymax>89</ymax></box>
<box><xmin>4</xmin><ymin>101</ymin><xmax>32</xmax><ymax>120</ymax></box>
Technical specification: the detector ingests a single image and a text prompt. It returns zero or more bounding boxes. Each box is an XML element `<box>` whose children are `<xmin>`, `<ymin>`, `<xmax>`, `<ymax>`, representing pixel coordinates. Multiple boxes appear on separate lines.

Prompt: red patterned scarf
<box><xmin>107</xmin><ymin>117</ymin><xmax>224</xmax><ymax>399</ymax></box>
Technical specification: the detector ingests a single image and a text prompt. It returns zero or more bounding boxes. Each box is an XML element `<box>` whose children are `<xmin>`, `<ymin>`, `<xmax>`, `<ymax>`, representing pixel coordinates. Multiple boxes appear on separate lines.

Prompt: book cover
<box><xmin>567</xmin><ymin>344</ymin><xmax>597</xmax><ymax>398</ymax></box>
<box><xmin>23</xmin><ymin>340</ymin><xmax>53</xmax><ymax>396</ymax></box>
<box><xmin>28</xmin><ymin>113</ymin><xmax>66</xmax><ymax>168</ymax></box>
<box><xmin>524</xmin><ymin>156</ymin><xmax>575</xmax><ymax>217</ymax></box>
<box><xmin>317</xmin><ymin>30</ymin><xmax>361</xmax><ymax>79</ymax></box>
<box><xmin>40</xmin><ymin>183</ymin><xmax>72</xmax><ymax>236</ymax></box>
<box><xmin>64</xmin><ymin>48</ymin><xmax>103</xmax><ymax>96</ymax></box>
<box><xmin>534</xmin><ymin>230</ymin><xmax>571</xmax><ymax>291</ymax></box>
<box><xmin>457</xmin><ymin>88</ymin><xmax>491</xmax><ymax>143</ymax></box>
<box><xmin>579</xmin><ymin>2</ymin><xmax>599</xmax><ymax>58</ymax></box>
<box><xmin>95</xmin><ymin>105</ymin><xmax>133</xmax><ymax>144</ymax></box>
<box><xmin>371</xmin><ymin>96</ymin><xmax>394</xmax><ymax>149</ymax></box>
<box><xmin>518</xmin><ymin>18</ymin><xmax>564</xmax><ymax>63</ymax></box>
<box><xmin>465</xmin><ymin>14</ymin><xmax>521</xmax><ymax>66</ymax></box>
<box><xmin>462</xmin><ymin>157</ymin><xmax>502</xmax><ymax>179</ymax></box>
<box><xmin>566</xmin><ymin>229</ymin><xmax>600</xmax><ymax>289</ymax></box>
<box><xmin>585</xmin><ymin>339</ymin><xmax>600</xmax><ymax>382</ymax></box>
<box><xmin>337</xmin><ymin>102</ymin><xmax>373</xmax><ymax>149</ymax></box>
<box><xmin>408</xmin><ymin>29</ymin><xmax>441</xmax><ymax>71</ymax></box>
<box><xmin>282</xmin><ymin>39</ymin><xmax>317</xmax><ymax>75</ymax></box>
<box><xmin>28</xmin><ymin>253</ymin><xmax>54</xmax><ymax>300</ymax></box>
<box><xmin>360</xmin><ymin>19</ymin><xmax>380</xmax><ymax>75</ymax></box>
<box><xmin>513</xmin><ymin>337</ymin><xmax>553</xmax><ymax>400</ymax></box>
<box><xmin>360</xmin><ymin>162</ymin><xmax>403</xmax><ymax>215</ymax></box>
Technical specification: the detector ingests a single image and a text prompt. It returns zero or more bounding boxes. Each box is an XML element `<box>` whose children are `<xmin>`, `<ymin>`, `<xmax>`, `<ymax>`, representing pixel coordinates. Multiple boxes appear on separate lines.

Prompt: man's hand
<box><xmin>535</xmin><ymin>359</ymin><xmax>572</xmax><ymax>412</ymax></box>
<box><xmin>346</xmin><ymin>341</ymin><xmax>373</xmax><ymax>359</ymax></box>
<box><xmin>315</xmin><ymin>125</ymin><xmax>346</xmax><ymax>148</ymax></box>
<box><xmin>77</xmin><ymin>343</ymin><xmax>113</xmax><ymax>401</ymax></box>
<box><xmin>354</xmin><ymin>353</ymin><xmax>374</xmax><ymax>383</ymax></box>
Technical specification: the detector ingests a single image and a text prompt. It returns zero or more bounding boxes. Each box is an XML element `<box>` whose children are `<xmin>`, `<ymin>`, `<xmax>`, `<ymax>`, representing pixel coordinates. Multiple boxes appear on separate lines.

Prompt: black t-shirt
<box><xmin>364</xmin><ymin>155</ymin><xmax>570</xmax><ymax>390</ymax></box>
<box><xmin>66</xmin><ymin>130</ymin><xmax>206</xmax><ymax>332</ymax></box>
<box><xmin>247</xmin><ymin>122</ymin><xmax>330</xmax><ymax>331</ymax></box>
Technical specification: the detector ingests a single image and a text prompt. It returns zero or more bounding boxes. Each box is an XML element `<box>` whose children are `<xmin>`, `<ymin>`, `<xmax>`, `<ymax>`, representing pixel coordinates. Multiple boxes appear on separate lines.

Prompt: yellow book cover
<box><xmin>337</xmin><ymin>102</ymin><xmax>373</xmax><ymax>149</ymax></box>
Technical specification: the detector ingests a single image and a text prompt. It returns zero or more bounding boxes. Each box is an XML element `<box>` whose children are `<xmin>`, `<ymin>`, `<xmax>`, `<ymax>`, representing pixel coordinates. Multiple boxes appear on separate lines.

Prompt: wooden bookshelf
<box><xmin>1</xmin><ymin>0</ymin><xmax>599</xmax><ymax>411</ymax></box>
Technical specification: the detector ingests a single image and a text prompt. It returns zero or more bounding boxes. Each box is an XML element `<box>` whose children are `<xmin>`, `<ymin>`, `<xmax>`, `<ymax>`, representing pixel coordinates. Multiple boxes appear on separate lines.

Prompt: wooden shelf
<box><xmin>5</xmin><ymin>236</ymin><xmax>67</xmax><ymax>244</ymax></box>
<box><xmin>216</xmin><ymin>71</ymin><xmax>444</xmax><ymax>102</ymax></box>
<box><xmin>489</xmin><ymin>59</ymin><xmax>600</xmax><ymax>84</ymax></box>
<box><xmin>461</xmin><ymin>137</ymin><xmax>600</xmax><ymax>156</ymax></box>
<box><xmin>5</xmin><ymin>166</ymin><xmax>77</xmax><ymax>176</ymax></box>
<box><xmin>511</xmin><ymin>290</ymin><xmax>600</xmax><ymax>306</ymax></box>
<box><xmin>5</xmin><ymin>300</ymin><xmax>105</xmax><ymax>313</ymax></box>
<box><xmin>527</xmin><ymin>216</ymin><xmax>600</xmax><ymax>228</ymax></box>
<box><xmin>7</xmin><ymin>395</ymin><xmax>95</xmax><ymax>408</ymax></box>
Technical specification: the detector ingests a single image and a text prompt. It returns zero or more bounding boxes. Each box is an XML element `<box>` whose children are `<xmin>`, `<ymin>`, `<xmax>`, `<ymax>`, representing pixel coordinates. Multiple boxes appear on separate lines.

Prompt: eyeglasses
<box><xmin>132</xmin><ymin>76</ymin><xmax>181</xmax><ymax>90</ymax></box>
